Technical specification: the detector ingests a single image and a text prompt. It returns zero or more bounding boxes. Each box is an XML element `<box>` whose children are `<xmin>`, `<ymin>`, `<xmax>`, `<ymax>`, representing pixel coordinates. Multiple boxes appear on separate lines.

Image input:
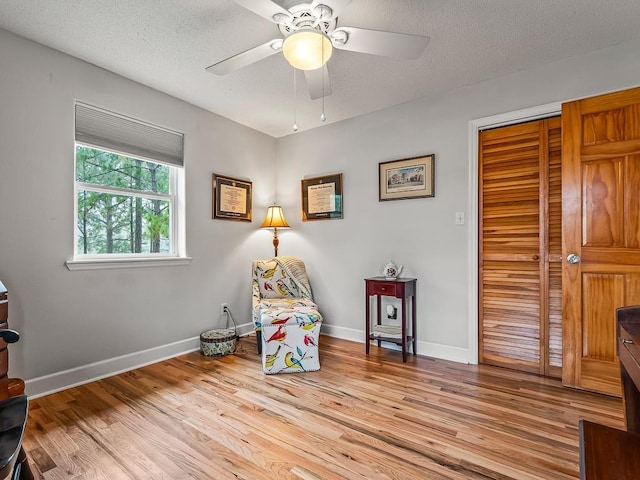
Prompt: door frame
<box><xmin>467</xmin><ymin>102</ymin><xmax>561</xmax><ymax>364</ymax></box>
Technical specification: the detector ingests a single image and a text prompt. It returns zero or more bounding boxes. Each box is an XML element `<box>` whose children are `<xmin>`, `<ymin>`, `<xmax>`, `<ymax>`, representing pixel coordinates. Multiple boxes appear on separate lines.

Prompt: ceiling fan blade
<box><xmin>331</xmin><ymin>27</ymin><xmax>430</xmax><ymax>59</ymax></box>
<box><xmin>304</xmin><ymin>66</ymin><xmax>332</xmax><ymax>100</ymax></box>
<box><xmin>311</xmin><ymin>0</ymin><xmax>351</xmax><ymax>19</ymax></box>
<box><xmin>206</xmin><ymin>39</ymin><xmax>282</xmax><ymax>75</ymax></box>
<box><xmin>233</xmin><ymin>0</ymin><xmax>293</xmax><ymax>23</ymax></box>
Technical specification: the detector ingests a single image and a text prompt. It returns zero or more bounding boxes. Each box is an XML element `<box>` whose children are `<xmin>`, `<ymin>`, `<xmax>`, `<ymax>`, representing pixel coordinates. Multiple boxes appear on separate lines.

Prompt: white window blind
<box><xmin>75</xmin><ymin>103</ymin><xmax>184</xmax><ymax>167</ymax></box>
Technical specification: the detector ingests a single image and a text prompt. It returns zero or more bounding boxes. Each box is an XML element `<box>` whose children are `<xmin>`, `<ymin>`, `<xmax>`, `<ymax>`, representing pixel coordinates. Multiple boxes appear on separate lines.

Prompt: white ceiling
<box><xmin>1</xmin><ymin>0</ymin><xmax>640</xmax><ymax>138</ymax></box>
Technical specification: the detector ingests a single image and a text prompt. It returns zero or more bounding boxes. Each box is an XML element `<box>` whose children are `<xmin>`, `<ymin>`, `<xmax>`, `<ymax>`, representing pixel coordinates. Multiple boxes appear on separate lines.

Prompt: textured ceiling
<box><xmin>1</xmin><ymin>0</ymin><xmax>640</xmax><ymax>138</ymax></box>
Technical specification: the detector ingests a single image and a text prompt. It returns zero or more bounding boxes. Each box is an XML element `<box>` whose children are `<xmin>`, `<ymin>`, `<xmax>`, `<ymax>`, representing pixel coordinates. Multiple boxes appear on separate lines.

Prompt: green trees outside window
<box><xmin>76</xmin><ymin>146</ymin><xmax>173</xmax><ymax>255</ymax></box>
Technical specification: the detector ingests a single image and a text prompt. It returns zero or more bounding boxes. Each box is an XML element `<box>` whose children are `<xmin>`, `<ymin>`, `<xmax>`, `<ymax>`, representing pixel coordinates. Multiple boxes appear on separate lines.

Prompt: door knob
<box><xmin>567</xmin><ymin>253</ymin><xmax>580</xmax><ymax>264</ymax></box>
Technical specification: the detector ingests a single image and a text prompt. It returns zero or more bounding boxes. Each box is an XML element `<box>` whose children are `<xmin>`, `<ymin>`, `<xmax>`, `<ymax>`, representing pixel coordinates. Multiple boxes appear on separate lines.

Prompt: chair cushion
<box><xmin>253</xmin><ymin>298</ymin><xmax>320</xmax><ymax>329</ymax></box>
<box><xmin>255</xmin><ymin>260</ymin><xmax>301</xmax><ymax>299</ymax></box>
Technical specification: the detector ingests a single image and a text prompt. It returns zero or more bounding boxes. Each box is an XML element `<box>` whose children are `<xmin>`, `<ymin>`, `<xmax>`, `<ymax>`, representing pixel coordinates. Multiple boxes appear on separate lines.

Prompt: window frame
<box><xmin>67</xmin><ymin>105</ymin><xmax>190</xmax><ymax>271</ymax></box>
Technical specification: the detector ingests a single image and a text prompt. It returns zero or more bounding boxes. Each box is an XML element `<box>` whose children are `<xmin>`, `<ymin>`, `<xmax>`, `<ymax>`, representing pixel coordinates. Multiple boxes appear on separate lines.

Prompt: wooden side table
<box><xmin>579</xmin><ymin>420</ymin><xmax>640</xmax><ymax>479</ymax></box>
<box><xmin>364</xmin><ymin>277</ymin><xmax>417</xmax><ymax>362</ymax></box>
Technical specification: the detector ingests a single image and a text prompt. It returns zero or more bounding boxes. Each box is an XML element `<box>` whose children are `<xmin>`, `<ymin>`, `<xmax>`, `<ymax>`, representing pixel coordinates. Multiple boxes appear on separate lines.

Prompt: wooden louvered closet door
<box><xmin>479</xmin><ymin>117</ymin><xmax>562</xmax><ymax>377</ymax></box>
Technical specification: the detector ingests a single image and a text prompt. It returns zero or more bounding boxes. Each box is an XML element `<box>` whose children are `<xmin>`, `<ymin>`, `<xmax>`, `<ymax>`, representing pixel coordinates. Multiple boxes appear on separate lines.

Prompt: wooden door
<box><xmin>479</xmin><ymin>117</ymin><xmax>562</xmax><ymax>377</ymax></box>
<box><xmin>562</xmin><ymin>86</ymin><xmax>640</xmax><ymax>396</ymax></box>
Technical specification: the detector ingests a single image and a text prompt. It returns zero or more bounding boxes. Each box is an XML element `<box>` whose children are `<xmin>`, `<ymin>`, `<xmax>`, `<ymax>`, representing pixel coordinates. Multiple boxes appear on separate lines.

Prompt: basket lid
<box><xmin>200</xmin><ymin>328</ymin><xmax>236</xmax><ymax>343</ymax></box>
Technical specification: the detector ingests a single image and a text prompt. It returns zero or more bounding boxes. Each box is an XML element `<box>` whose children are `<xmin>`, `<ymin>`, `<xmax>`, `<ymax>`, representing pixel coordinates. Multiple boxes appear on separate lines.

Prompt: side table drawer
<box><xmin>620</xmin><ymin>326</ymin><xmax>640</xmax><ymax>364</ymax></box>
<box><xmin>370</xmin><ymin>283</ymin><xmax>396</xmax><ymax>296</ymax></box>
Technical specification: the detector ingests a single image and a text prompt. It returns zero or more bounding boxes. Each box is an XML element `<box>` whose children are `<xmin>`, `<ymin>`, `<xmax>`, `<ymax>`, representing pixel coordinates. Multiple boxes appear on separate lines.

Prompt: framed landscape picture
<box><xmin>301</xmin><ymin>173</ymin><xmax>343</xmax><ymax>221</ymax></box>
<box><xmin>379</xmin><ymin>154</ymin><xmax>435</xmax><ymax>201</ymax></box>
<box><xmin>212</xmin><ymin>173</ymin><xmax>252</xmax><ymax>221</ymax></box>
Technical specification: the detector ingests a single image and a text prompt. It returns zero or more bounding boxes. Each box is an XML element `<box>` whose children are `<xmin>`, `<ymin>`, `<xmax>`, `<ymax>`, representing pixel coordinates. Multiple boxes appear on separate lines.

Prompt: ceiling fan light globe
<box><xmin>283</xmin><ymin>30</ymin><xmax>333</xmax><ymax>71</ymax></box>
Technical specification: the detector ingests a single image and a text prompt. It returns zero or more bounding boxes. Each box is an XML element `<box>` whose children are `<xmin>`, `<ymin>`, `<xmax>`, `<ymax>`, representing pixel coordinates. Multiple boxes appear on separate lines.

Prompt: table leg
<box><xmin>376</xmin><ymin>295</ymin><xmax>382</xmax><ymax>347</ymax></box>
<box><xmin>365</xmin><ymin>291</ymin><xmax>370</xmax><ymax>355</ymax></box>
<box><xmin>401</xmin><ymin>295</ymin><xmax>407</xmax><ymax>362</ymax></box>
<box><xmin>412</xmin><ymin>292</ymin><xmax>417</xmax><ymax>356</ymax></box>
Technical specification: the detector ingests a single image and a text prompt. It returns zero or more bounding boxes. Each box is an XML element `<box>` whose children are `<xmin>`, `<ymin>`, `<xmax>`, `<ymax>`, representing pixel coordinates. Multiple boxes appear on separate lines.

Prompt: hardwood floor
<box><xmin>23</xmin><ymin>335</ymin><xmax>624</xmax><ymax>479</ymax></box>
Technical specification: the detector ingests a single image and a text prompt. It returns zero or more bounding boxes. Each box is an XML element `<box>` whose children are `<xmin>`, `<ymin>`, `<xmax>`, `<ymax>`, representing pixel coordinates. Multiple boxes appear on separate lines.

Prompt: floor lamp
<box><xmin>261</xmin><ymin>205</ymin><xmax>290</xmax><ymax>257</ymax></box>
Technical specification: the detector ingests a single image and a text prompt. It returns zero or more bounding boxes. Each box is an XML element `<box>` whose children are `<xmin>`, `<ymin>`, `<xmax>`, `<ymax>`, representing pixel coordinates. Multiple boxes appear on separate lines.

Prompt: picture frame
<box><xmin>301</xmin><ymin>173</ymin><xmax>343</xmax><ymax>221</ymax></box>
<box><xmin>379</xmin><ymin>154</ymin><xmax>435</xmax><ymax>201</ymax></box>
<box><xmin>212</xmin><ymin>173</ymin><xmax>252</xmax><ymax>222</ymax></box>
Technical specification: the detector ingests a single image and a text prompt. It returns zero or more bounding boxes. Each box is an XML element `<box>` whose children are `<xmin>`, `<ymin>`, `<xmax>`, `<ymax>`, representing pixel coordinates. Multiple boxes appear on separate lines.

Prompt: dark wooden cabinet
<box><xmin>579</xmin><ymin>306</ymin><xmax>640</xmax><ymax>479</ymax></box>
<box><xmin>0</xmin><ymin>281</ymin><xmax>24</xmax><ymax>398</ymax></box>
<box><xmin>364</xmin><ymin>277</ymin><xmax>416</xmax><ymax>362</ymax></box>
<box><xmin>0</xmin><ymin>281</ymin><xmax>9</xmax><ymax>389</ymax></box>
<box><xmin>617</xmin><ymin>307</ymin><xmax>640</xmax><ymax>434</ymax></box>
<box><xmin>0</xmin><ymin>280</ymin><xmax>33</xmax><ymax>479</ymax></box>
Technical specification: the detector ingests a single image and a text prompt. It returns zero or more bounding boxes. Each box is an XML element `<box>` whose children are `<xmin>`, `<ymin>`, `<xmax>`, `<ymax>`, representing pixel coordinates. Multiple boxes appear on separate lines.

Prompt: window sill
<box><xmin>65</xmin><ymin>256</ymin><xmax>192</xmax><ymax>271</ymax></box>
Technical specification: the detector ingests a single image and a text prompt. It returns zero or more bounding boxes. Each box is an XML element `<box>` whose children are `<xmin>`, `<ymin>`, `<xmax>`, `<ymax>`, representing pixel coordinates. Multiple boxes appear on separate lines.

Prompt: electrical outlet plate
<box><xmin>220</xmin><ymin>303</ymin><xmax>228</xmax><ymax>315</ymax></box>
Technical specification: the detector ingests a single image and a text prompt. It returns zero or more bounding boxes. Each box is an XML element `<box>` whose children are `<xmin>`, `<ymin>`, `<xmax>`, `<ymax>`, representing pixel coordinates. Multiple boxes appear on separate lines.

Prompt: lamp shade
<box><xmin>261</xmin><ymin>205</ymin><xmax>290</xmax><ymax>229</ymax></box>
<box><xmin>282</xmin><ymin>30</ymin><xmax>333</xmax><ymax>71</ymax></box>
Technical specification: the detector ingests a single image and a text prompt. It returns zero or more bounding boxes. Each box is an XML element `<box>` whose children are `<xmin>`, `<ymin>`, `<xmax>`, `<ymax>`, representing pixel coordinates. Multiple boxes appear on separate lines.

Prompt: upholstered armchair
<box><xmin>252</xmin><ymin>256</ymin><xmax>322</xmax><ymax>374</ymax></box>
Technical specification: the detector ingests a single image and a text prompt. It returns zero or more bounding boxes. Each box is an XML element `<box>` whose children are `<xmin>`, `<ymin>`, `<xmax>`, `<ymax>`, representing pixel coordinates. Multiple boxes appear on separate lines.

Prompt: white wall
<box><xmin>276</xmin><ymin>38</ymin><xmax>640</xmax><ymax>363</ymax></box>
<box><xmin>0</xmin><ymin>29</ymin><xmax>278</xmax><ymax>395</ymax></box>
<box><xmin>4</xmin><ymin>26</ymin><xmax>640</xmax><ymax>396</ymax></box>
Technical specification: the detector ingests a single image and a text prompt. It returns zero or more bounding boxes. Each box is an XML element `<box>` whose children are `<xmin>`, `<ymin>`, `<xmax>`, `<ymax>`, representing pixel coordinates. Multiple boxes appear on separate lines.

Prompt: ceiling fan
<box><xmin>206</xmin><ymin>0</ymin><xmax>430</xmax><ymax>99</ymax></box>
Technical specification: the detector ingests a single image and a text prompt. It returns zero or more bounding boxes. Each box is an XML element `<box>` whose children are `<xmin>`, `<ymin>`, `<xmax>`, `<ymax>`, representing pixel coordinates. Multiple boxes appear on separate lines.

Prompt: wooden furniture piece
<box><xmin>0</xmin><ymin>282</ymin><xmax>9</xmax><ymax>391</ymax></box>
<box><xmin>579</xmin><ymin>420</ymin><xmax>640</xmax><ymax>480</ymax></box>
<box><xmin>578</xmin><ymin>306</ymin><xmax>640</xmax><ymax>479</ymax></box>
<box><xmin>0</xmin><ymin>280</ymin><xmax>33</xmax><ymax>480</ymax></box>
<box><xmin>364</xmin><ymin>277</ymin><xmax>416</xmax><ymax>362</ymax></box>
<box><xmin>0</xmin><ymin>281</ymin><xmax>23</xmax><ymax>398</ymax></box>
<box><xmin>617</xmin><ymin>306</ymin><xmax>640</xmax><ymax>433</ymax></box>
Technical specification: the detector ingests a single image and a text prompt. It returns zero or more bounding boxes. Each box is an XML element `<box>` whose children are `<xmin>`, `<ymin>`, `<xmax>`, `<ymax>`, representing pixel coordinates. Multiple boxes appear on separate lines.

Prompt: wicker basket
<box><xmin>200</xmin><ymin>307</ymin><xmax>238</xmax><ymax>356</ymax></box>
<box><xmin>200</xmin><ymin>328</ymin><xmax>237</xmax><ymax>356</ymax></box>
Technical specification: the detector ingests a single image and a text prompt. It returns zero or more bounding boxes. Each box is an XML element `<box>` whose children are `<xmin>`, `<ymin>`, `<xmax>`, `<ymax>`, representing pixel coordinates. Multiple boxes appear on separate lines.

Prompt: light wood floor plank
<box><xmin>23</xmin><ymin>335</ymin><xmax>624</xmax><ymax>479</ymax></box>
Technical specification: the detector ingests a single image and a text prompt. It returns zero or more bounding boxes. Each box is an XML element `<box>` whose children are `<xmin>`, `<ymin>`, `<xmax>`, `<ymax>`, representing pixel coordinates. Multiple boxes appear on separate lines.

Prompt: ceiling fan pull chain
<box><xmin>321</xmin><ymin>35</ymin><xmax>327</xmax><ymax>122</ymax></box>
<box><xmin>293</xmin><ymin>68</ymin><xmax>298</xmax><ymax>132</ymax></box>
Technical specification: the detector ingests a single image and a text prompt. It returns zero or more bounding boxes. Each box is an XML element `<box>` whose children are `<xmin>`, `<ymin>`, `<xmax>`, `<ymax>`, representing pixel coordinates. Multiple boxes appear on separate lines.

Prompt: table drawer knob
<box><xmin>622</xmin><ymin>338</ymin><xmax>634</xmax><ymax>344</ymax></box>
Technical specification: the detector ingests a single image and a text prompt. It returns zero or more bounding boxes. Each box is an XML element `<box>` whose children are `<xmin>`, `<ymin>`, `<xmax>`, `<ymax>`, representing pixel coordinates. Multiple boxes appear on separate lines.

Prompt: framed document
<box><xmin>212</xmin><ymin>173</ymin><xmax>252</xmax><ymax>221</ymax></box>
<box><xmin>301</xmin><ymin>173</ymin><xmax>343</xmax><ymax>221</ymax></box>
<box><xmin>379</xmin><ymin>154</ymin><xmax>435</xmax><ymax>201</ymax></box>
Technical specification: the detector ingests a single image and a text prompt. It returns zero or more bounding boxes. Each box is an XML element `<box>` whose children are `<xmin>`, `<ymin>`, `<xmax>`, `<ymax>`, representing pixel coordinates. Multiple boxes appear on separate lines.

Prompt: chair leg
<box><xmin>256</xmin><ymin>330</ymin><xmax>262</xmax><ymax>355</ymax></box>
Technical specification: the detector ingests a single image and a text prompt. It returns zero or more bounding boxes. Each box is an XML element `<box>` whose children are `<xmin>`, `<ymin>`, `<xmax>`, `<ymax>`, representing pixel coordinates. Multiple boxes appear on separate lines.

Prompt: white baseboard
<box><xmin>236</xmin><ymin>321</ymin><xmax>255</xmax><ymax>336</ymax></box>
<box><xmin>321</xmin><ymin>324</ymin><xmax>363</xmax><ymax>343</ymax></box>
<box><xmin>25</xmin><ymin>323</ymin><xmax>469</xmax><ymax>398</ymax></box>
<box><xmin>419</xmin><ymin>341</ymin><xmax>471</xmax><ymax>364</ymax></box>
<box><xmin>321</xmin><ymin>324</ymin><xmax>471</xmax><ymax>364</ymax></box>
<box><xmin>25</xmin><ymin>336</ymin><xmax>203</xmax><ymax>399</ymax></box>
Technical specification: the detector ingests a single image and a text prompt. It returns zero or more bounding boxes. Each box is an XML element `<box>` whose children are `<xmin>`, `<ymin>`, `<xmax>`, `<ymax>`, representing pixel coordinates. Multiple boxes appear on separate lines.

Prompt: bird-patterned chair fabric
<box><xmin>252</xmin><ymin>257</ymin><xmax>322</xmax><ymax>374</ymax></box>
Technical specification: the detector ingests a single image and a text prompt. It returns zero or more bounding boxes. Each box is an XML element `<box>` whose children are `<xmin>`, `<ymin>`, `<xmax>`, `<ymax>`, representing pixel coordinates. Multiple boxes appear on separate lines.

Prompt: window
<box><xmin>76</xmin><ymin>146</ymin><xmax>173</xmax><ymax>255</ymax></box>
<box><xmin>68</xmin><ymin>103</ymin><xmax>188</xmax><ymax>269</ymax></box>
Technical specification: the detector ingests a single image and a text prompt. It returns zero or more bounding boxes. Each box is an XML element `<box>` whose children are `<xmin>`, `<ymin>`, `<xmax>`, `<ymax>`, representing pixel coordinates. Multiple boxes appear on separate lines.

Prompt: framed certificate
<box><xmin>301</xmin><ymin>173</ymin><xmax>343</xmax><ymax>221</ymax></box>
<box><xmin>212</xmin><ymin>173</ymin><xmax>252</xmax><ymax>221</ymax></box>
